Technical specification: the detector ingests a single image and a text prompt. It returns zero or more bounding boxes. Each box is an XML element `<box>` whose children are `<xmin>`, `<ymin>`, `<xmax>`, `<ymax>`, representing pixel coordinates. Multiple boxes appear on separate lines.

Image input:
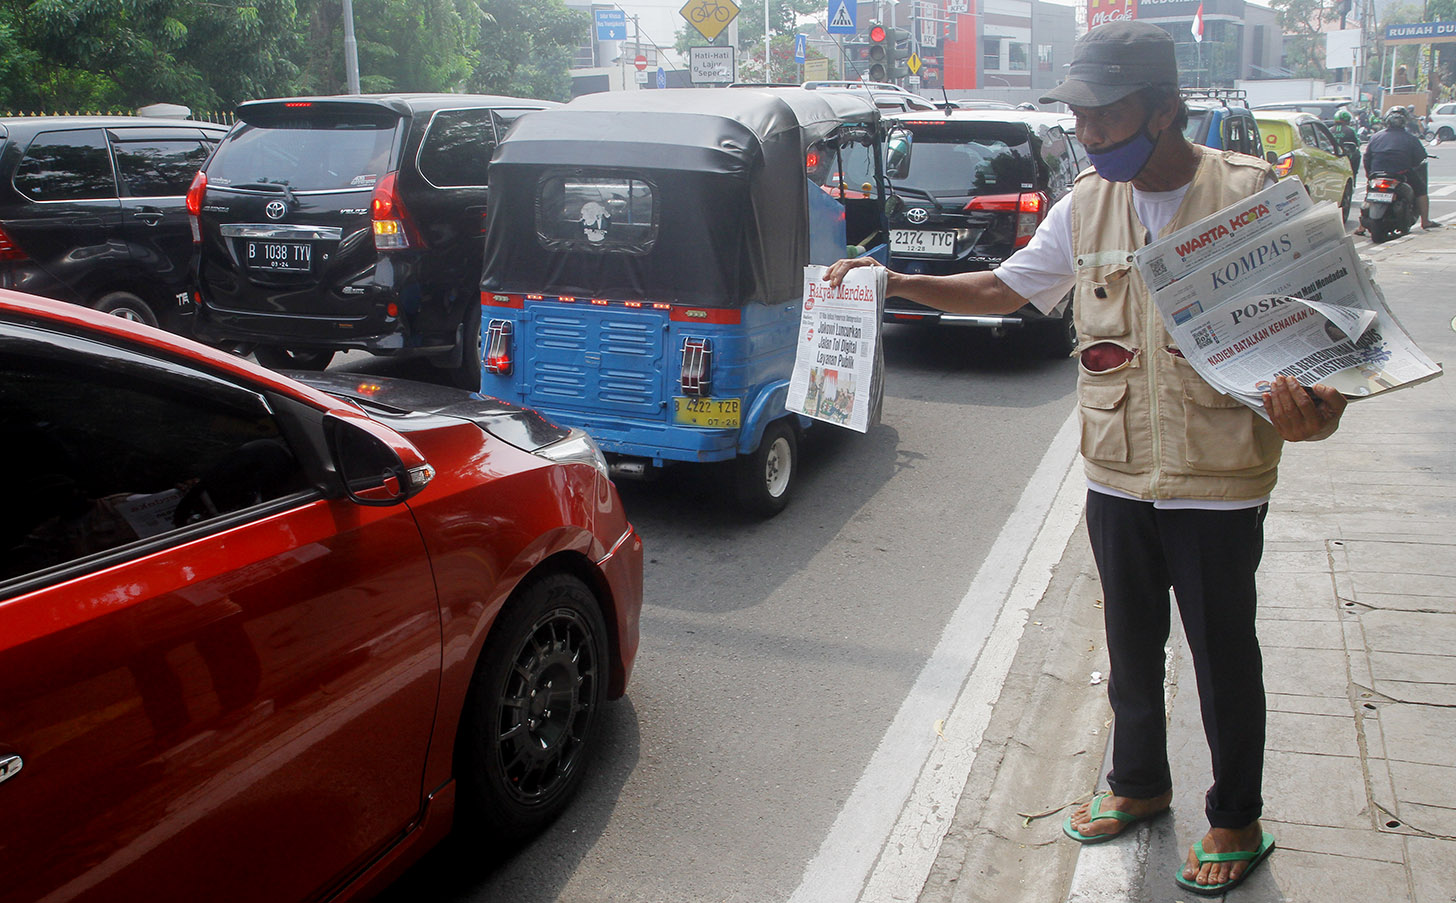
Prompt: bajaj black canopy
<box><xmin>482</xmin><ymin>88</ymin><xmax>882</xmax><ymax>308</ymax></box>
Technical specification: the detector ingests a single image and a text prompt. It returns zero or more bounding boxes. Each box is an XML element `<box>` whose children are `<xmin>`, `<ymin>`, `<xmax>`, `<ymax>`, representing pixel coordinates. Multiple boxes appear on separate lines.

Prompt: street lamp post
<box><xmin>342</xmin><ymin>0</ymin><xmax>361</xmax><ymax>94</ymax></box>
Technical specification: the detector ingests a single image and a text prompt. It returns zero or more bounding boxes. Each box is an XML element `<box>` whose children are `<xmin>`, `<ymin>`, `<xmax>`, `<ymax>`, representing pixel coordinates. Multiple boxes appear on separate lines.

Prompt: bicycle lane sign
<box><xmin>681</xmin><ymin>0</ymin><xmax>739</xmax><ymax>42</ymax></box>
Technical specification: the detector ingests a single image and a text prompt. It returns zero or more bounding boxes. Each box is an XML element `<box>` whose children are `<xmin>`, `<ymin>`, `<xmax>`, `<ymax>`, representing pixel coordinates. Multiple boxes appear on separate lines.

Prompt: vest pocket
<box><xmin>1077</xmin><ymin>265</ymin><xmax>1134</xmax><ymax>337</ymax></box>
<box><xmin>1181</xmin><ymin>375</ymin><xmax>1264</xmax><ymax>471</ymax></box>
<box><xmin>1078</xmin><ymin>380</ymin><xmax>1129</xmax><ymax>464</ymax></box>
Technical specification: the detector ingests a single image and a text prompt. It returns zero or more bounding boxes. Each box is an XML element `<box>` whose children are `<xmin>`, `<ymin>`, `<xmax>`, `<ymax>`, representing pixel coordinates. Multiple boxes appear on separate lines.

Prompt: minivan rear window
<box><xmin>895</xmin><ymin>122</ymin><xmax>1037</xmax><ymax>196</ymax></box>
<box><xmin>207</xmin><ymin>117</ymin><xmax>397</xmax><ymax>192</ymax></box>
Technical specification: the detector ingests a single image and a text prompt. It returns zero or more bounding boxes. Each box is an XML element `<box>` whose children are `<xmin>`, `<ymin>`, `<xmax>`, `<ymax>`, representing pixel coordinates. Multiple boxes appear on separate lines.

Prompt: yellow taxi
<box><xmin>1255</xmin><ymin>112</ymin><xmax>1356</xmax><ymax>222</ymax></box>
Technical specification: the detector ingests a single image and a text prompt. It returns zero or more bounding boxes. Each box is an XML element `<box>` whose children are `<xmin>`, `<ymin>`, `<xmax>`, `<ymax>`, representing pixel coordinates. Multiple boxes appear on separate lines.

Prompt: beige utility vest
<box><xmin>1071</xmin><ymin>146</ymin><xmax>1284</xmax><ymax>502</ymax></box>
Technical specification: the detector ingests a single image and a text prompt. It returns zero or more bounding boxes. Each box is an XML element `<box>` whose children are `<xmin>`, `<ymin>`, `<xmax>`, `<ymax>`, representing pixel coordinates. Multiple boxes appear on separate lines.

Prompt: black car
<box><xmin>0</xmin><ymin>116</ymin><xmax>227</xmax><ymax>330</ymax></box>
<box><xmin>189</xmin><ymin>93</ymin><xmax>556</xmax><ymax>383</ymax></box>
<box><xmin>879</xmin><ymin>110</ymin><xmax>1082</xmax><ymax>356</ymax></box>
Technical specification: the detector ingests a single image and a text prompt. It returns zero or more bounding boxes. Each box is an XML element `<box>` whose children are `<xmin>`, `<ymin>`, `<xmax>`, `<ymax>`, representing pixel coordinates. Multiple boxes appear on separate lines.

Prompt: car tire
<box><xmin>1438</xmin><ymin>126</ymin><xmax>1454</xmax><ymax>142</ymax></box>
<box><xmin>447</xmin><ymin>301</ymin><xmax>484</xmax><ymax>391</ymax></box>
<box><xmin>253</xmin><ymin>346</ymin><xmax>335</xmax><ymax>371</ymax></box>
<box><xmin>94</xmin><ymin>291</ymin><xmax>159</xmax><ymax>328</ymax></box>
<box><xmin>1038</xmin><ymin>302</ymin><xmax>1077</xmax><ymax>359</ymax></box>
<box><xmin>1340</xmin><ymin>180</ymin><xmax>1353</xmax><ymax>224</ymax></box>
<box><xmin>734</xmin><ymin>418</ymin><xmax>797</xmax><ymax>517</ymax></box>
<box><xmin>456</xmin><ymin>573</ymin><xmax>608</xmax><ymax>841</ymax></box>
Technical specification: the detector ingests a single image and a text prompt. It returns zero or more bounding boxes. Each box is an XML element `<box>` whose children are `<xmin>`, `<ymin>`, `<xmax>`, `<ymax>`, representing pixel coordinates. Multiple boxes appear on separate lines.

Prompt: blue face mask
<box><xmin>1086</xmin><ymin>119</ymin><xmax>1159</xmax><ymax>183</ymax></box>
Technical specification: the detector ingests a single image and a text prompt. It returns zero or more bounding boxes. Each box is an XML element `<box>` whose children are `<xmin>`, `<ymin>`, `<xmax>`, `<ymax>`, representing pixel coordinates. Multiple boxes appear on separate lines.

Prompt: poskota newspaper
<box><xmin>1133</xmin><ymin>186</ymin><xmax>1441</xmax><ymax>416</ymax></box>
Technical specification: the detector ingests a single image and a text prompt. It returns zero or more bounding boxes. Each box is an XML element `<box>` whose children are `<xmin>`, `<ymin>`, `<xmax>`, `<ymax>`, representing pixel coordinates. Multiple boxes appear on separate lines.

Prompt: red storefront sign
<box><xmin>1087</xmin><ymin>0</ymin><xmax>1138</xmax><ymax>29</ymax></box>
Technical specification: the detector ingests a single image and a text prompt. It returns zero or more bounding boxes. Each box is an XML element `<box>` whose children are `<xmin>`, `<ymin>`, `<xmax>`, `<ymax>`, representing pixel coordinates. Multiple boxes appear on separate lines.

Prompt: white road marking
<box><xmin>1432</xmin><ymin>183</ymin><xmax>1456</xmax><ymax>197</ymax></box>
<box><xmin>787</xmin><ymin>409</ymin><xmax>1083</xmax><ymax>903</ymax></box>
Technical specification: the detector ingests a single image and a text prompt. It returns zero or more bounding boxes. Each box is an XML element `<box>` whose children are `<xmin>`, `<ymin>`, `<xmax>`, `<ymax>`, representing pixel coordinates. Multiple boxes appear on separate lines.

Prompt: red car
<box><xmin>0</xmin><ymin>291</ymin><xmax>642</xmax><ymax>903</ymax></box>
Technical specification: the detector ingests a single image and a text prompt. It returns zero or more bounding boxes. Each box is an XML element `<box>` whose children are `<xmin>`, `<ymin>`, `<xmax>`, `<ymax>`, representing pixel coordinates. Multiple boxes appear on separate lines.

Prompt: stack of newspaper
<box><xmin>1133</xmin><ymin>177</ymin><xmax>1442</xmax><ymax>416</ymax></box>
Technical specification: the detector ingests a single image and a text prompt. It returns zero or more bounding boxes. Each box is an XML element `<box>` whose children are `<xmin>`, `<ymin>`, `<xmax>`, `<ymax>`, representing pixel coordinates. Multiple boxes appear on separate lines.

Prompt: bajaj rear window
<box><xmin>896</xmin><ymin>122</ymin><xmax>1037</xmax><ymax>197</ymax></box>
<box><xmin>536</xmin><ymin>175</ymin><xmax>657</xmax><ymax>254</ymax></box>
<box><xmin>207</xmin><ymin>115</ymin><xmax>398</xmax><ymax>192</ymax></box>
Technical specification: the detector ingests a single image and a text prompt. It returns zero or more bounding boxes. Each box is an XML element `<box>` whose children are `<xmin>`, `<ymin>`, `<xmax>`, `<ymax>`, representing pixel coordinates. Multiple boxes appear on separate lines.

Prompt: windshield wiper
<box><xmin>234</xmin><ymin>179</ymin><xmax>300</xmax><ymax>206</ymax></box>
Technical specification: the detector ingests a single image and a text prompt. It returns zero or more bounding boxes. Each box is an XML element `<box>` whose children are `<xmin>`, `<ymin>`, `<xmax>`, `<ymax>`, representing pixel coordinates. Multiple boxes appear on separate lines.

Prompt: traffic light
<box><xmin>866</xmin><ymin>23</ymin><xmax>889</xmax><ymax>82</ymax></box>
<box><xmin>887</xmin><ymin>27</ymin><xmax>913</xmax><ymax>79</ymax></box>
<box><xmin>843</xmin><ymin>31</ymin><xmax>872</xmax><ymax>77</ymax></box>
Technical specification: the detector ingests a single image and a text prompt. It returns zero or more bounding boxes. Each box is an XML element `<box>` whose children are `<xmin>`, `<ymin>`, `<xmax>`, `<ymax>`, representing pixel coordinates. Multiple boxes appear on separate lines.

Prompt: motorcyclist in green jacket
<box><xmin>1329</xmin><ymin>109</ymin><xmax>1360</xmax><ymax>176</ymax></box>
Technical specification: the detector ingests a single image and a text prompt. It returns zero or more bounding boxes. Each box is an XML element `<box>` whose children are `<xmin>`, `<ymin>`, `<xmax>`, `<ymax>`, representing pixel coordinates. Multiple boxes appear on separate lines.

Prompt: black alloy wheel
<box><xmin>94</xmin><ymin>291</ymin><xmax>159</xmax><ymax>328</ymax></box>
<box><xmin>253</xmin><ymin>346</ymin><xmax>335</xmax><ymax>371</ymax></box>
<box><xmin>457</xmin><ymin>573</ymin><xmax>608</xmax><ymax>839</ymax></box>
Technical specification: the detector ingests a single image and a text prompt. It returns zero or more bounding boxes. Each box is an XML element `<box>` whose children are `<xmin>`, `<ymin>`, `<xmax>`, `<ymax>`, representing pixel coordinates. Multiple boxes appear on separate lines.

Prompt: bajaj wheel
<box><xmin>734</xmin><ymin>419</ymin><xmax>797</xmax><ymax>517</ymax></box>
<box><xmin>94</xmin><ymin>291</ymin><xmax>158</xmax><ymax>328</ymax></box>
<box><xmin>456</xmin><ymin>573</ymin><xmax>607</xmax><ymax>841</ymax></box>
<box><xmin>254</xmin><ymin>346</ymin><xmax>334</xmax><ymax>371</ymax></box>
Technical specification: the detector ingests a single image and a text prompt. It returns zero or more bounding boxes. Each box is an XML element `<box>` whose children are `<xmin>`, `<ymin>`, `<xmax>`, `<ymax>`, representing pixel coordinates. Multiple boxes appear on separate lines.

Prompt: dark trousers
<box><xmin>1085</xmin><ymin>490</ymin><xmax>1268</xmax><ymax>829</ymax></box>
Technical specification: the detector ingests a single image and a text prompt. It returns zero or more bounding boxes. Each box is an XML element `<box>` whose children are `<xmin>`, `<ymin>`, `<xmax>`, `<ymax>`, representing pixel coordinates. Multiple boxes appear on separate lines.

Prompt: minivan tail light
<box><xmin>964</xmin><ymin>192</ymin><xmax>1048</xmax><ymax>248</ymax></box>
<box><xmin>0</xmin><ymin>224</ymin><xmax>27</xmax><ymax>262</ymax></box>
<box><xmin>186</xmin><ymin>171</ymin><xmax>207</xmax><ymax>244</ymax></box>
<box><xmin>484</xmin><ymin>319</ymin><xmax>513</xmax><ymax>374</ymax></box>
<box><xmin>1014</xmin><ymin>191</ymin><xmax>1048</xmax><ymax>248</ymax></box>
<box><xmin>680</xmin><ymin>337</ymin><xmax>712</xmax><ymax>396</ymax></box>
<box><xmin>371</xmin><ymin>172</ymin><xmax>424</xmax><ymax>250</ymax></box>
<box><xmin>1274</xmin><ymin>153</ymin><xmax>1294</xmax><ymax>178</ymax></box>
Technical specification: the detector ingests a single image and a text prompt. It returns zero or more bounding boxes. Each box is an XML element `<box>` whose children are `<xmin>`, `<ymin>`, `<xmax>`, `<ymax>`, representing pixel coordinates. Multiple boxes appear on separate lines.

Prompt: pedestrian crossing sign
<box><xmin>827</xmin><ymin>0</ymin><xmax>856</xmax><ymax>33</ymax></box>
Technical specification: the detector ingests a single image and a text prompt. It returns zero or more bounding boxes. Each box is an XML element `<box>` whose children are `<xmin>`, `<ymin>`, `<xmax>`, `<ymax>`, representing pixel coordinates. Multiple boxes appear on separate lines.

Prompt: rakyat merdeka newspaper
<box><xmin>1134</xmin><ymin>193</ymin><xmax>1442</xmax><ymax>417</ymax></box>
<box><xmin>787</xmin><ymin>265</ymin><xmax>886</xmax><ymax>434</ymax></box>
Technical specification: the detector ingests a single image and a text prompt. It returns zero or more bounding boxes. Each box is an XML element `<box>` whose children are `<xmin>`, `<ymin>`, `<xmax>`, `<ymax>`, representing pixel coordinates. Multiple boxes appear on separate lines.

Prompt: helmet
<box><xmin>1385</xmin><ymin>108</ymin><xmax>1408</xmax><ymax>129</ymax></box>
<box><xmin>1334</xmin><ymin>109</ymin><xmax>1352</xmax><ymax>123</ymax></box>
<box><xmin>1017</xmin><ymin>102</ymin><xmax>1037</xmax><ymax>111</ymax></box>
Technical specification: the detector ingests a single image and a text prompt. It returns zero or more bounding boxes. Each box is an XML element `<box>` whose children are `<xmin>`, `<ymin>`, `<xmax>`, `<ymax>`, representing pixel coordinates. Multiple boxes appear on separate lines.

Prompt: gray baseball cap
<box><xmin>1039</xmin><ymin>21</ymin><xmax>1178</xmax><ymax>108</ymax></box>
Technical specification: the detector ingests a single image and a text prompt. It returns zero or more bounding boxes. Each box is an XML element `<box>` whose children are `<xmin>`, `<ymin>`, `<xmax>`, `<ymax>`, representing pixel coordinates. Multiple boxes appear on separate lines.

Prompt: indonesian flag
<box><xmin>1192</xmin><ymin>2</ymin><xmax>1204</xmax><ymax>42</ymax></box>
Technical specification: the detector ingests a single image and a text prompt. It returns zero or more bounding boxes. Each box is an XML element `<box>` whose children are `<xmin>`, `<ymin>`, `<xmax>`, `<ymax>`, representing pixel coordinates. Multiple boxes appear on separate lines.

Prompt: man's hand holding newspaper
<box><xmin>1133</xmin><ymin>177</ymin><xmax>1441</xmax><ymax>425</ymax></box>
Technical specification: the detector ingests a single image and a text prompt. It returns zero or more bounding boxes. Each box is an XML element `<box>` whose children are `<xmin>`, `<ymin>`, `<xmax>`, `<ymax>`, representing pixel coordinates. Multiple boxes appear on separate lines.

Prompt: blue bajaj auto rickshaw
<box><xmin>479</xmin><ymin>88</ymin><xmax>892</xmax><ymax>515</ymax></box>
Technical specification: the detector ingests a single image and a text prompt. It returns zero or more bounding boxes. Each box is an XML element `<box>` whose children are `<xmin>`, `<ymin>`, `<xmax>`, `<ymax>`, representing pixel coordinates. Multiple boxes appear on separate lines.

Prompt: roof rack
<box><xmin>1180</xmin><ymin>88</ymin><xmax>1249</xmax><ymax>107</ymax></box>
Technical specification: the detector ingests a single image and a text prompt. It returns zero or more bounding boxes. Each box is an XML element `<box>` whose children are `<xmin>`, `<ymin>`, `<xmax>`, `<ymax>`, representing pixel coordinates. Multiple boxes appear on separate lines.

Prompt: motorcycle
<box><xmin>1359</xmin><ymin>170</ymin><xmax>1417</xmax><ymax>243</ymax></box>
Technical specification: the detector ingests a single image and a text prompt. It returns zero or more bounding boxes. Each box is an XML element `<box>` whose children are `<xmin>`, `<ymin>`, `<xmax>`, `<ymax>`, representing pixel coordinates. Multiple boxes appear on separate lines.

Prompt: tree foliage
<box><xmin>0</xmin><ymin>0</ymin><xmax>585</xmax><ymax>113</ymax></box>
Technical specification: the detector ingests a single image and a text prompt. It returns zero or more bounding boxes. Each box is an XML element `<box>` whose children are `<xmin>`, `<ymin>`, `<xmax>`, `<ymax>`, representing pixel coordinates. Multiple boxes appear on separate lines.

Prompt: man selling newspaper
<box><xmin>821</xmin><ymin>21</ymin><xmax>1354</xmax><ymax>898</ymax></box>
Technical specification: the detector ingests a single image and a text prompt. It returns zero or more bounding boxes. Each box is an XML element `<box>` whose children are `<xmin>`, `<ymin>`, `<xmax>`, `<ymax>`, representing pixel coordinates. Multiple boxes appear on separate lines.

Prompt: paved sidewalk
<box><xmin>918</xmin><ymin>226</ymin><xmax>1456</xmax><ymax>902</ymax></box>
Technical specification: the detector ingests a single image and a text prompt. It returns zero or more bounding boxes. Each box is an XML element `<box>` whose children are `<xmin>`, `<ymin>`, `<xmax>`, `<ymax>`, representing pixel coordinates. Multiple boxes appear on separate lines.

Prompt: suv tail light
<box><xmin>186</xmin><ymin>171</ymin><xmax>207</xmax><ymax>244</ymax></box>
<box><xmin>964</xmin><ymin>191</ymin><xmax>1049</xmax><ymax>248</ymax></box>
<box><xmin>484</xmin><ymin>319</ymin><xmax>513</xmax><ymax>374</ymax></box>
<box><xmin>0</xmin><ymin>224</ymin><xmax>27</xmax><ymax>262</ymax></box>
<box><xmin>371</xmin><ymin>172</ymin><xmax>425</xmax><ymax>250</ymax></box>
<box><xmin>680</xmin><ymin>337</ymin><xmax>712</xmax><ymax>396</ymax></box>
<box><xmin>1274</xmin><ymin>152</ymin><xmax>1294</xmax><ymax>178</ymax></box>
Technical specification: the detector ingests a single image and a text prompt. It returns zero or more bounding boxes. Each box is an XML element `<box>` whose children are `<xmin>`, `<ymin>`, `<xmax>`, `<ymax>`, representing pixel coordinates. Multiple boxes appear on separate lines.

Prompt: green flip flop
<box><xmin>1174</xmin><ymin>831</ymin><xmax>1276</xmax><ymax>896</ymax></box>
<box><xmin>1061</xmin><ymin>792</ymin><xmax>1166</xmax><ymax>844</ymax></box>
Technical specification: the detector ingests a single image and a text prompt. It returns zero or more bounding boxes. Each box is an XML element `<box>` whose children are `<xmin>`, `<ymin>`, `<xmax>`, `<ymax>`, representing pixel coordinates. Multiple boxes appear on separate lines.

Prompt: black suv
<box><xmin>879</xmin><ymin>110</ymin><xmax>1082</xmax><ymax>356</ymax></box>
<box><xmin>0</xmin><ymin>116</ymin><xmax>226</xmax><ymax>330</ymax></box>
<box><xmin>190</xmin><ymin>93</ymin><xmax>556</xmax><ymax>383</ymax></box>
